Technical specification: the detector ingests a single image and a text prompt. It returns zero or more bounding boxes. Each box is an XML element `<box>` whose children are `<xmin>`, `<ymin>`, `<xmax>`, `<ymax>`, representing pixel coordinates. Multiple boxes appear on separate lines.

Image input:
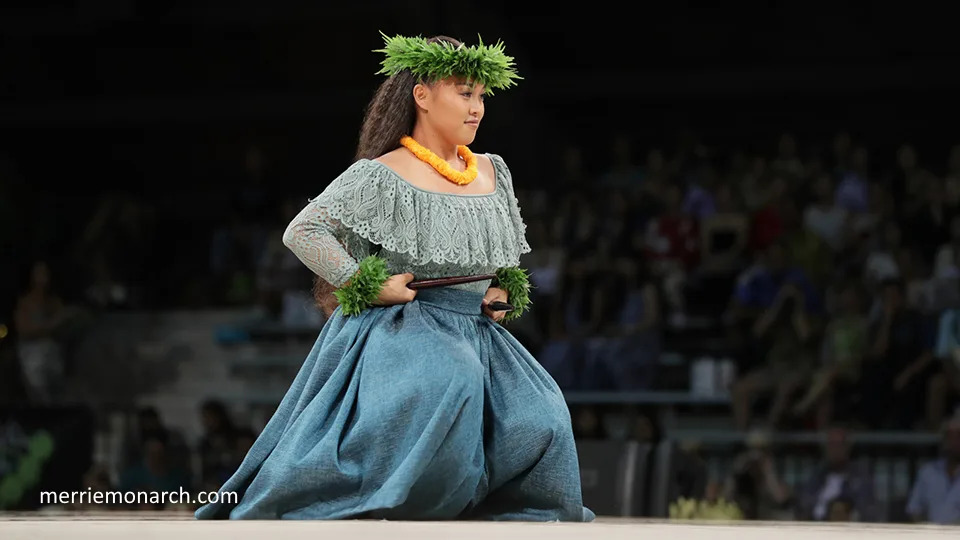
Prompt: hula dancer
<box><xmin>195</xmin><ymin>33</ymin><xmax>593</xmax><ymax>522</ymax></box>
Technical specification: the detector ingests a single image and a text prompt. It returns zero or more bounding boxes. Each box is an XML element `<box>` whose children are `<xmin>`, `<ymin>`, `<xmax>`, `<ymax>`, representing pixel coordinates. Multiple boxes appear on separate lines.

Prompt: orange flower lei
<box><xmin>399</xmin><ymin>135</ymin><xmax>478</xmax><ymax>186</ymax></box>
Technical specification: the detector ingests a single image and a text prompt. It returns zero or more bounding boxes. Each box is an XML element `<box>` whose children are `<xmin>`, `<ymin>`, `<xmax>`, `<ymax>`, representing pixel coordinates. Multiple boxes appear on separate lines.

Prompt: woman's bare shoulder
<box><xmin>373</xmin><ymin>148</ymin><xmax>410</xmax><ymax>169</ymax></box>
<box><xmin>475</xmin><ymin>153</ymin><xmax>496</xmax><ymax>181</ymax></box>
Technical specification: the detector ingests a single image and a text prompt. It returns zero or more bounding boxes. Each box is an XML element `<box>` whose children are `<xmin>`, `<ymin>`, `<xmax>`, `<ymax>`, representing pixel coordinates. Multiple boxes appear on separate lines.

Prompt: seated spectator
<box><xmin>928</xmin><ymin>307</ymin><xmax>960</xmax><ymax>429</ymax></box>
<box><xmin>793</xmin><ymin>284</ymin><xmax>868</xmax><ymax>427</ymax></box>
<box><xmin>571</xmin><ymin>405</ymin><xmax>606</xmax><ymax>440</ymax></box>
<box><xmin>123</xmin><ymin>406</ymin><xmax>190</xmax><ymax>474</ymax></box>
<box><xmin>562</xmin><ymin>257</ymin><xmax>606</xmax><ymax>340</ymax></box>
<box><xmin>538</xmin><ymin>258</ymin><xmax>603</xmax><ymax>390</ymax></box>
<box><xmin>69</xmin><ymin>465</ymin><xmax>120</xmax><ymax>511</ymax></box>
<box><xmin>933</xmin><ymin>214</ymin><xmax>960</xmax><ymax>279</ymax></box>
<box><xmin>906</xmin><ymin>415</ymin><xmax>960</xmax><ymax>524</ymax></box>
<box><xmin>794</xmin><ymin>426</ymin><xmax>881</xmax><ymax>522</ymax></box>
<box><xmin>84</xmin><ymin>254</ymin><xmax>131</xmax><ymax>310</ymax></box>
<box><xmin>218</xmin><ymin>427</ymin><xmax>258</xmax><ymax>484</ymax></box>
<box><xmin>835</xmin><ymin>146</ymin><xmax>870</xmax><ymax>213</ymax></box>
<box><xmin>567</xmin><ymin>201</ymin><xmax>599</xmax><ymax>257</ymax></box>
<box><xmin>749</xmin><ymin>176</ymin><xmax>787</xmax><ymax>252</ymax></box>
<box><xmin>522</xmin><ymin>218</ymin><xmax>567</xmax><ymax>344</ymax></box>
<box><xmin>737</xmin><ymin>156</ymin><xmax>770</xmax><ymax>213</ymax></box>
<box><xmin>897</xmin><ymin>247</ymin><xmax>937</xmax><ymax>314</ymax></box>
<box><xmin>197</xmin><ymin>400</ymin><xmax>238</xmax><ymax>483</ymax></box>
<box><xmin>0</xmin><ymin>338</ymin><xmax>28</xmax><ymax>406</ymax></box>
<box><xmin>683</xmin><ymin>163</ymin><xmax>719</xmax><ymax>220</ymax></box>
<box><xmin>826</xmin><ymin>496</ymin><xmax>856</xmax><ymax>522</ymax></box>
<box><xmin>800</xmin><ymin>152</ymin><xmax>826</xmax><ymax>194</ymax></box>
<box><xmin>584</xmin><ymin>258</ymin><xmax>661</xmax><ymax>391</ymax></box>
<box><xmin>863</xmin><ymin>220</ymin><xmax>903</xmax><ymax>288</ymax></box>
<box><xmin>14</xmin><ymin>260</ymin><xmax>70</xmax><ymax>404</ymax></box>
<box><xmin>673</xmin><ymin>441</ymin><xmax>709</xmax><ymax>502</ymax></box>
<box><xmin>731</xmin><ymin>241</ymin><xmax>823</xmax><ymax>430</ymax></box>
<box><xmin>804</xmin><ymin>174</ymin><xmax>848</xmax><ymax>252</ymax></box>
<box><xmin>780</xmin><ymin>198</ymin><xmax>833</xmax><ymax>286</ymax></box>
<box><xmin>698</xmin><ymin>183</ymin><xmax>748</xmax><ymax>275</ymax></box>
<box><xmin>858</xmin><ymin>279</ymin><xmax>937</xmax><ymax>429</ymax></box>
<box><xmin>523</xmin><ymin>218</ymin><xmax>566</xmax><ymax>308</ymax></box>
<box><xmin>772</xmin><ymin>133</ymin><xmax>805</xmax><ymax>181</ymax></box>
<box><xmin>887</xmin><ymin>143</ymin><xmax>922</xmax><ymax>213</ymax></box>
<box><xmin>537</xmin><ymin>332</ymin><xmax>579</xmax><ymax>391</ymax></box>
<box><xmin>599</xmin><ymin>135</ymin><xmax>644</xmax><ymax>188</ymax></box>
<box><xmin>845</xmin><ymin>181</ymin><xmax>891</xmax><ymax>246</ymax></box>
<box><xmin>722</xmin><ymin>431</ymin><xmax>793</xmax><ymax>520</ymax></box>
<box><xmin>904</xmin><ymin>176</ymin><xmax>952</xmax><ymax>265</ymax></box>
<box><xmin>119</xmin><ymin>433</ymin><xmax>192</xmax><ymax>509</ymax></box>
<box><xmin>645</xmin><ymin>183</ymin><xmax>699</xmax><ymax>322</ymax></box>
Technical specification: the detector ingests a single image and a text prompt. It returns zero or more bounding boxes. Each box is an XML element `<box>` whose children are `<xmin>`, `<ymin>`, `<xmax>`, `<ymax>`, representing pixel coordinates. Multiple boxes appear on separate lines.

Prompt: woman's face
<box><xmin>414</xmin><ymin>77</ymin><xmax>485</xmax><ymax>145</ymax></box>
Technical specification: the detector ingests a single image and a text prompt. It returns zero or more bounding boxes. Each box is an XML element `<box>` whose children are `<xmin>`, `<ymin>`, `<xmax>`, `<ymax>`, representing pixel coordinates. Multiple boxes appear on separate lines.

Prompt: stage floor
<box><xmin>1</xmin><ymin>514</ymin><xmax>957</xmax><ymax>540</ymax></box>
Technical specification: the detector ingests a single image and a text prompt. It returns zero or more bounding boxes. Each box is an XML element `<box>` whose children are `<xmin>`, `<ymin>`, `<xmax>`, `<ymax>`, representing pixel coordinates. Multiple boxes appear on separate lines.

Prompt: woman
<box><xmin>14</xmin><ymin>260</ymin><xmax>67</xmax><ymax>404</ymax></box>
<box><xmin>195</xmin><ymin>34</ymin><xmax>593</xmax><ymax>522</ymax></box>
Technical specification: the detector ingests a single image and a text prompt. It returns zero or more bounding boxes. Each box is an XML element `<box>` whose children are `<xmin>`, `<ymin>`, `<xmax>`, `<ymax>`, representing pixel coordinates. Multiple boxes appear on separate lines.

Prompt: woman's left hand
<box><xmin>482</xmin><ymin>287</ymin><xmax>509</xmax><ymax>322</ymax></box>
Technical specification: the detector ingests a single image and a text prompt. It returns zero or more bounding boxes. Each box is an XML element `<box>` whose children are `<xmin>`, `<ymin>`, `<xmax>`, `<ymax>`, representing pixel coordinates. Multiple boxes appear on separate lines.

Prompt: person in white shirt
<box><xmin>933</xmin><ymin>215</ymin><xmax>960</xmax><ymax>279</ymax></box>
<box><xmin>804</xmin><ymin>174</ymin><xmax>848</xmax><ymax>251</ymax></box>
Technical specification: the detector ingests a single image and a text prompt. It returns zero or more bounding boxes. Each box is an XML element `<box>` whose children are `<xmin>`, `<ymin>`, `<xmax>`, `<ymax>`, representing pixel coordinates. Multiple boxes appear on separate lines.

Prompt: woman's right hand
<box><xmin>373</xmin><ymin>273</ymin><xmax>417</xmax><ymax>306</ymax></box>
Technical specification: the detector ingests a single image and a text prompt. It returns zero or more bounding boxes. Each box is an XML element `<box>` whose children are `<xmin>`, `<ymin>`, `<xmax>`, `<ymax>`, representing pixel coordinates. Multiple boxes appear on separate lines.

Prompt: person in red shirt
<box><xmin>645</xmin><ymin>184</ymin><xmax>699</xmax><ymax>320</ymax></box>
<box><xmin>750</xmin><ymin>176</ymin><xmax>787</xmax><ymax>251</ymax></box>
<box><xmin>646</xmin><ymin>184</ymin><xmax>700</xmax><ymax>267</ymax></box>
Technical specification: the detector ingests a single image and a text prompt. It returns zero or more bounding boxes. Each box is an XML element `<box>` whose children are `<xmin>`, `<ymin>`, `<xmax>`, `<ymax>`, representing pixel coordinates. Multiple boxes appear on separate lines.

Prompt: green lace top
<box><xmin>282</xmin><ymin>153</ymin><xmax>530</xmax><ymax>294</ymax></box>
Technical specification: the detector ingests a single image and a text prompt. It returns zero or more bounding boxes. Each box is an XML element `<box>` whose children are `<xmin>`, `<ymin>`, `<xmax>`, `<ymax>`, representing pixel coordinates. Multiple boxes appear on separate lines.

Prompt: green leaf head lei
<box><xmin>373</xmin><ymin>32</ymin><xmax>521</xmax><ymax>95</ymax></box>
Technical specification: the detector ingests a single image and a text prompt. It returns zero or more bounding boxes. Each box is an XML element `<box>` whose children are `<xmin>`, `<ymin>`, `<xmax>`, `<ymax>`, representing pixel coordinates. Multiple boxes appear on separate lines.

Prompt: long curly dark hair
<box><xmin>312</xmin><ymin>35</ymin><xmax>463</xmax><ymax>315</ymax></box>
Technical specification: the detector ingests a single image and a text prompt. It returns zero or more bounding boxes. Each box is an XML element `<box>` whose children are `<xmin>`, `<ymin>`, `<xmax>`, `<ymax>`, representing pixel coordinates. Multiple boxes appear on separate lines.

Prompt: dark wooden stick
<box><xmin>407</xmin><ymin>274</ymin><xmax>497</xmax><ymax>289</ymax></box>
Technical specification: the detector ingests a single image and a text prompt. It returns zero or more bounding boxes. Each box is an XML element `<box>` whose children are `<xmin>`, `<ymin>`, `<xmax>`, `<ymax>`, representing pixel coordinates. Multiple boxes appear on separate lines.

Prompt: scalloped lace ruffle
<box><xmin>311</xmin><ymin>153</ymin><xmax>530</xmax><ymax>268</ymax></box>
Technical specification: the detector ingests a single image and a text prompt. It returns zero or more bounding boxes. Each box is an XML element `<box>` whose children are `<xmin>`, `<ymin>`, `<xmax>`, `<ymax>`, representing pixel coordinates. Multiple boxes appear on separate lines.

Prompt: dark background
<box><xmin>3</xmin><ymin>1</ymin><xmax>957</xmax><ymax>311</ymax></box>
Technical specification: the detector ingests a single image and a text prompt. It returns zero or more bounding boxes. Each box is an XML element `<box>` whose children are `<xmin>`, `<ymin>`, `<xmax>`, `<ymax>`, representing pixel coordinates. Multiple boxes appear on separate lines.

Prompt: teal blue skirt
<box><xmin>195</xmin><ymin>287</ymin><xmax>594</xmax><ymax>521</ymax></box>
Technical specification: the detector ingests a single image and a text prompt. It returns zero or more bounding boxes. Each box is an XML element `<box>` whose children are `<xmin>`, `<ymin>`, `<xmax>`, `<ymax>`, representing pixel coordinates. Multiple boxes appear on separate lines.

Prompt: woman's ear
<box><xmin>412</xmin><ymin>83</ymin><xmax>430</xmax><ymax>111</ymax></box>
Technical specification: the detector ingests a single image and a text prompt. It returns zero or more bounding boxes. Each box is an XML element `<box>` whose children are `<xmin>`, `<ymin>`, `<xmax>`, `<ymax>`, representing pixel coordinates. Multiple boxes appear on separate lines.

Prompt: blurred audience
<box><xmin>906</xmin><ymin>415</ymin><xmax>960</xmax><ymax>524</ymax></box>
<box><xmin>198</xmin><ymin>399</ymin><xmax>239</xmax><ymax>486</ymax></box>
<box><xmin>722</xmin><ymin>431</ymin><xmax>793</xmax><ymax>520</ymax></box>
<box><xmin>795</xmin><ymin>426</ymin><xmax>881</xmax><ymax>522</ymax></box>
<box><xmin>7</xmin><ymin>129</ymin><xmax>960</xmax><ymax>522</ymax></box>
<box><xmin>14</xmin><ymin>260</ymin><xmax>70</xmax><ymax>404</ymax></box>
<box><xmin>730</xmin><ymin>241</ymin><xmax>822</xmax><ymax>430</ymax></box>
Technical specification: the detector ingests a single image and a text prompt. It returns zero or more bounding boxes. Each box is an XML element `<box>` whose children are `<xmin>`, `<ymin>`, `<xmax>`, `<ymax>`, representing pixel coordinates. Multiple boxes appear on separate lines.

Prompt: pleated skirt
<box><xmin>194</xmin><ymin>287</ymin><xmax>594</xmax><ymax>522</ymax></box>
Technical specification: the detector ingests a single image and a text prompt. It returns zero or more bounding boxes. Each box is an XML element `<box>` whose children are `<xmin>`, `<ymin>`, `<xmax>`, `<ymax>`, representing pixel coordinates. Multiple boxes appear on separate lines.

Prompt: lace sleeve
<box><xmin>282</xmin><ymin>198</ymin><xmax>361</xmax><ymax>288</ymax></box>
